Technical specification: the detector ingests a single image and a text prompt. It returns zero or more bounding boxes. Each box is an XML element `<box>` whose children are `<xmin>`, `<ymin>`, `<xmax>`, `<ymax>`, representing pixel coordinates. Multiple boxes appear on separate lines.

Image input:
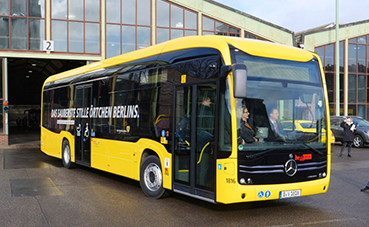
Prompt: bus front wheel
<box><xmin>62</xmin><ymin>140</ymin><xmax>75</xmax><ymax>169</ymax></box>
<box><xmin>140</xmin><ymin>156</ymin><xmax>166</xmax><ymax>199</ymax></box>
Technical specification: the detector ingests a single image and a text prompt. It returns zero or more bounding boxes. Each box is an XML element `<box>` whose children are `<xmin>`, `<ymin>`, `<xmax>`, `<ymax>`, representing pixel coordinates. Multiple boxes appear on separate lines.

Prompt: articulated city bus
<box><xmin>41</xmin><ymin>35</ymin><xmax>331</xmax><ymax>204</ymax></box>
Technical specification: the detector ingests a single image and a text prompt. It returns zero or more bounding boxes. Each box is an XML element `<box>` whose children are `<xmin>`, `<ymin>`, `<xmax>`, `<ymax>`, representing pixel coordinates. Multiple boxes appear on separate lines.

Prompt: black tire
<box><xmin>140</xmin><ymin>156</ymin><xmax>166</xmax><ymax>199</ymax></box>
<box><xmin>353</xmin><ymin>135</ymin><xmax>364</xmax><ymax>148</ymax></box>
<box><xmin>62</xmin><ymin>140</ymin><xmax>76</xmax><ymax>169</ymax></box>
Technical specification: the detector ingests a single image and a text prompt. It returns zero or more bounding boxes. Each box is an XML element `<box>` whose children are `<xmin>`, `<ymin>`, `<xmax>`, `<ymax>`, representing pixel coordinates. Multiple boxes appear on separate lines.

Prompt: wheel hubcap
<box><xmin>354</xmin><ymin>137</ymin><xmax>361</xmax><ymax>147</ymax></box>
<box><xmin>144</xmin><ymin>163</ymin><xmax>162</xmax><ymax>192</ymax></box>
<box><xmin>64</xmin><ymin>146</ymin><xmax>70</xmax><ymax>164</ymax></box>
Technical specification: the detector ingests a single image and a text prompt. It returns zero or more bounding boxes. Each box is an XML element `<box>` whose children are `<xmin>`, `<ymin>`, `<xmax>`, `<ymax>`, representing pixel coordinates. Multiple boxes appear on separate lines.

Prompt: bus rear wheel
<box><xmin>62</xmin><ymin>140</ymin><xmax>75</xmax><ymax>169</ymax></box>
<box><xmin>140</xmin><ymin>156</ymin><xmax>166</xmax><ymax>198</ymax></box>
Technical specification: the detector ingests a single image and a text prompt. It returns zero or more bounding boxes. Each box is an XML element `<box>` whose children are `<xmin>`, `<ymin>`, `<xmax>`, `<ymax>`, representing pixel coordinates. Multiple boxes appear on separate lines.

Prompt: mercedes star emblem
<box><xmin>284</xmin><ymin>159</ymin><xmax>298</xmax><ymax>177</ymax></box>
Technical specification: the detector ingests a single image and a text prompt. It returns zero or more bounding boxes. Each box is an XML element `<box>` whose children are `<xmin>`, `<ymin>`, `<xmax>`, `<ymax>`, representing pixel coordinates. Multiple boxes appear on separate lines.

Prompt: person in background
<box><xmin>339</xmin><ymin>117</ymin><xmax>356</xmax><ymax>157</ymax></box>
<box><xmin>238</xmin><ymin>107</ymin><xmax>258</xmax><ymax>144</ymax></box>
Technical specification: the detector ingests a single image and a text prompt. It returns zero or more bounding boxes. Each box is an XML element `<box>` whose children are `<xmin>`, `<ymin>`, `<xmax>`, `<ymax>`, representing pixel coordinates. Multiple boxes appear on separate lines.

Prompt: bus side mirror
<box><xmin>233</xmin><ymin>64</ymin><xmax>247</xmax><ymax>98</ymax></box>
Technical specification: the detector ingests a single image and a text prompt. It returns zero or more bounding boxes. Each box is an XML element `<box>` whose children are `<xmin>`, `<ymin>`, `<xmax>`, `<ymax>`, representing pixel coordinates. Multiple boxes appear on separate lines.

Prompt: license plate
<box><xmin>279</xmin><ymin>189</ymin><xmax>301</xmax><ymax>199</ymax></box>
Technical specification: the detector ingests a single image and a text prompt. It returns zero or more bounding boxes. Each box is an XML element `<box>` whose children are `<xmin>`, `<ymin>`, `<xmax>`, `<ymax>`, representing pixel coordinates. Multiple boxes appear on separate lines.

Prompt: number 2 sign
<box><xmin>43</xmin><ymin>40</ymin><xmax>54</xmax><ymax>52</ymax></box>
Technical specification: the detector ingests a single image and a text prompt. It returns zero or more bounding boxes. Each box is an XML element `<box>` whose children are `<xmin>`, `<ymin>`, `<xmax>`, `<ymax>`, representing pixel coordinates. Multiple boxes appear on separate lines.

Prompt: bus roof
<box><xmin>44</xmin><ymin>35</ymin><xmax>314</xmax><ymax>84</ymax></box>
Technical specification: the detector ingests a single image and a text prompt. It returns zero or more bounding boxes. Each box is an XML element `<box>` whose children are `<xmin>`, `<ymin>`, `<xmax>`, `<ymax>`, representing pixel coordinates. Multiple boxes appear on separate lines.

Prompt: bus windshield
<box><xmin>233</xmin><ymin>49</ymin><xmax>327</xmax><ymax>151</ymax></box>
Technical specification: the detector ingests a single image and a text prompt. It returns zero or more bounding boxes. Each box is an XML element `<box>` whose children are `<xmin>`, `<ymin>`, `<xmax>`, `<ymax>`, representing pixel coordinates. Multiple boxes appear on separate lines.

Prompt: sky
<box><xmin>215</xmin><ymin>0</ymin><xmax>369</xmax><ymax>33</ymax></box>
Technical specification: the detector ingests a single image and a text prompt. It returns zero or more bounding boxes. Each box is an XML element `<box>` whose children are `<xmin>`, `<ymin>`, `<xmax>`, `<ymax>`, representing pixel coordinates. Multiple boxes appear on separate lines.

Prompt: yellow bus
<box><xmin>41</xmin><ymin>35</ymin><xmax>331</xmax><ymax>204</ymax></box>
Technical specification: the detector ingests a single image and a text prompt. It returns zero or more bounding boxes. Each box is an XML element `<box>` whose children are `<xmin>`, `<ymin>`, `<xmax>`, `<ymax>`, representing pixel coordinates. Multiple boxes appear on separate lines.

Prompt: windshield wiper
<box><xmin>245</xmin><ymin>149</ymin><xmax>276</xmax><ymax>160</ymax></box>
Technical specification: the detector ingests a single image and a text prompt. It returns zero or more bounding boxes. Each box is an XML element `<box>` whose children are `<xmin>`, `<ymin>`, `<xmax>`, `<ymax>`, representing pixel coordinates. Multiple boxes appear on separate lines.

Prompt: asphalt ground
<box><xmin>1</xmin><ymin>129</ymin><xmax>369</xmax><ymax>227</ymax></box>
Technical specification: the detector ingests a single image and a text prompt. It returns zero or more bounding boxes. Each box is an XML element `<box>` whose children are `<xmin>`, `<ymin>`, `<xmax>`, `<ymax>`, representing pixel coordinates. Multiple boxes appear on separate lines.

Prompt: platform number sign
<box><xmin>43</xmin><ymin>40</ymin><xmax>54</xmax><ymax>52</ymax></box>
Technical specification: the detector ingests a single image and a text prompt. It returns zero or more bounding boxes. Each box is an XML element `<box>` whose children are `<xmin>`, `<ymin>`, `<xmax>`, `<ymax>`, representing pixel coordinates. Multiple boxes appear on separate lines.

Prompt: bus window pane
<box><xmin>85</xmin><ymin>23</ymin><xmax>100</xmax><ymax>53</ymax></box>
<box><xmin>69</xmin><ymin>0</ymin><xmax>83</xmax><ymax>21</ymax></box>
<box><xmin>348</xmin><ymin>44</ymin><xmax>357</xmax><ymax>73</ymax></box>
<box><xmin>52</xmin><ymin>0</ymin><xmax>67</xmax><ymax>19</ymax></box>
<box><xmin>358</xmin><ymin>75</ymin><xmax>366</xmax><ymax>103</ymax></box>
<box><xmin>0</xmin><ymin>0</ymin><xmax>9</xmax><ymax>15</ymax></box>
<box><xmin>29</xmin><ymin>19</ymin><xmax>44</xmax><ymax>50</ymax></box>
<box><xmin>122</xmin><ymin>0</ymin><xmax>135</xmax><ymax>25</ymax></box>
<box><xmin>157</xmin><ymin>28</ymin><xmax>169</xmax><ymax>44</ymax></box>
<box><xmin>358</xmin><ymin>45</ymin><xmax>366</xmax><ymax>73</ymax></box>
<box><xmin>325</xmin><ymin>44</ymin><xmax>334</xmax><ymax>71</ymax></box>
<box><xmin>185</xmin><ymin>10</ymin><xmax>196</xmax><ymax>30</ymax></box>
<box><xmin>106</xmin><ymin>0</ymin><xmax>120</xmax><ymax>23</ymax></box>
<box><xmin>85</xmin><ymin>0</ymin><xmax>100</xmax><ymax>22</ymax></box>
<box><xmin>69</xmin><ymin>22</ymin><xmax>84</xmax><ymax>53</ymax></box>
<box><xmin>11</xmin><ymin>18</ymin><xmax>27</xmax><ymax>50</ymax></box>
<box><xmin>171</xmin><ymin>29</ymin><xmax>183</xmax><ymax>40</ymax></box>
<box><xmin>202</xmin><ymin>16</ymin><xmax>213</xmax><ymax>31</ymax></box>
<box><xmin>11</xmin><ymin>0</ymin><xmax>27</xmax><ymax>17</ymax></box>
<box><xmin>157</xmin><ymin>0</ymin><xmax>169</xmax><ymax>27</ymax></box>
<box><xmin>29</xmin><ymin>0</ymin><xmax>45</xmax><ymax>17</ymax></box>
<box><xmin>348</xmin><ymin>74</ymin><xmax>356</xmax><ymax>103</ymax></box>
<box><xmin>137</xmin><ymin>26</ymin><xmax>150</xmax><ymax>49</ymax></box>
<box><xmin>106</xmin><ymin>24</ymin><xmax>121</xmax><ymax>58</ymax></box>
<box><xmin>0</xmin><ymin>19</ymin><xmax>10</xmax><ymax>49</ymax></box>
<box><xmin>52</xmin><ymin>20</ymin><xmax>67</xmax><ymax>51</ymax></box>
<box><xmin>137</xmin><ymin>0</ymin><xmax>150</xmax><ymax>26</ymax></box>
<box><xmin>171</xmin><ymin>4</ymin><xmax>183</xmax><ymax>28</ymax></box>
<box><xmin>122</xmin><ymin>25</ymin><xmax>135</xmax><ymax>53</ymax></box>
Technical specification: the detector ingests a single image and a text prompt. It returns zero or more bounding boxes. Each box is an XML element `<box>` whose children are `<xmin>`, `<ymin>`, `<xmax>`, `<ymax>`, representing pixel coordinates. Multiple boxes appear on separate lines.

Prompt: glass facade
<box><xmin>0</xmin><ymin>0</ymin><xmax>45</xmax><ymax>51</ymax></box>
<box><xmin>315</xmin><ymin>41</ymin><xmax>344</xmax><ymax>116</ymax></box>
<box><xmin>316</xmin><ymin>35</ymin><xmax>369</xmax><ymax>119</ymax></box>
<box><xmin>0</xmin><ymin>0</ymin><xmax>267</xmax><ymax>57</ymax></box>
<box><xmin>51</xmin><ymin>0</ymin><xmax>101</xmax><ymax>54</ymax></box>
<box><xmin>202</xmin><ymin>15</ymin><xmax>239</xmax><ymax>37</ymax></box>
<box><xmin>106</xmin><ymin>0</ymin><xmax>151</xmax><ymax>58</ymax></box>
<box><xmin>156</xmin><ymin>0</ymin><xmax>197</xmax><ymax>44</ymax></box>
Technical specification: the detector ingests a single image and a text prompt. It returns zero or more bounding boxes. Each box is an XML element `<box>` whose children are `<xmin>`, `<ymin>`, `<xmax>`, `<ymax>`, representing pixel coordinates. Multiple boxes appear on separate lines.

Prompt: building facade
<box><xmin>298</xmin><ymin>20</ymin><xmax>369</xmax><ymax>119</ymax></box>
<box><xmin>0</xmin><ymin>0</ymin><xmax>294</xmax><ymax>145</ymax></box>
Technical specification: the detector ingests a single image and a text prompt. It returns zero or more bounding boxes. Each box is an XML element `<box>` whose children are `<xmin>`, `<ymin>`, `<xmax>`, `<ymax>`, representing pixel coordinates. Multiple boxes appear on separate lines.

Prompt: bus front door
<box><xmin>173</xmin><ymin>83</ymin><xmax>217</xmax><ymax>201</ymax></box>
<box><xmin>74</xmin><ymin>85</ymin><xmax>92</xmax><ymax>166</ymax></box>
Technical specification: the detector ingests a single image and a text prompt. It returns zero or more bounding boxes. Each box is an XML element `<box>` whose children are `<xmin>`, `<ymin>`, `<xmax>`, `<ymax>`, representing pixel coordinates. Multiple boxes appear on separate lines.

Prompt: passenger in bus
<box><xmin>268</xmin><ymin>108</ymin><xmax>284</xmax><ymax>136</ymax></box>
<box><xmin>238</xmin><ymin>107</ymin><xmax>258</xmax><ymax>144</ymax></box>
<box><xmin>197</xmin><ymin>96</ymin><xmax>214</xmax><ymax>187</ymax></box>
<box><xmin>198</xmin><ymin>96</ymin><xmax>214</xmax><ymax>134</ymax></box>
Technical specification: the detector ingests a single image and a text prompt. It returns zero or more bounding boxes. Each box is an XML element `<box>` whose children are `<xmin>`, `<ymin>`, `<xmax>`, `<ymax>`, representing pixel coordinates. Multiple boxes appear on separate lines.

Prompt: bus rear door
<box><xmin>74</xmin><ymin>84</ymin><xmax>92</xmax><ymax>166</ymax></box>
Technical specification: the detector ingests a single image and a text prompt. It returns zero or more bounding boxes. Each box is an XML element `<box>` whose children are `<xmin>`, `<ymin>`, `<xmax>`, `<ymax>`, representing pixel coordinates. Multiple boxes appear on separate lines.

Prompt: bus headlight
<box><xmin>247</xmin><ymin>178</ymin><xmax>253</xmax><ymax>184</ymax></box>
<box><xmin>240</xmin><ymin>178</ymin><xmax>246</xmax><ymax>184</ymax></box>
